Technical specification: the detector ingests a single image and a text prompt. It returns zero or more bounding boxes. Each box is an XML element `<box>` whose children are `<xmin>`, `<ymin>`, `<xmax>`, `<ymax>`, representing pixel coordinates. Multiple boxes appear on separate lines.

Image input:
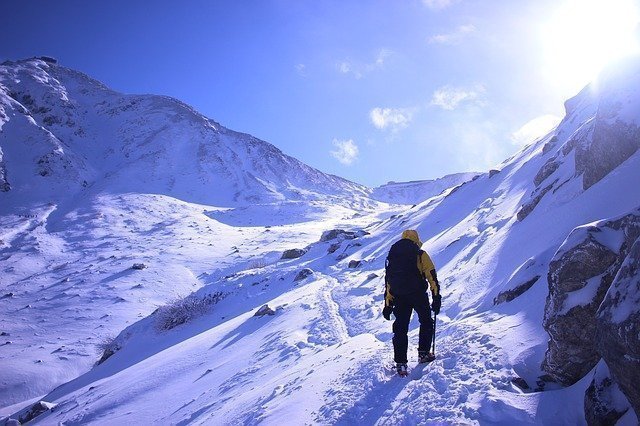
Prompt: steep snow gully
<box><xmin>2</xmin><ymin>57</ymin><xmax>640</xmax><ymax>424</ymax></box>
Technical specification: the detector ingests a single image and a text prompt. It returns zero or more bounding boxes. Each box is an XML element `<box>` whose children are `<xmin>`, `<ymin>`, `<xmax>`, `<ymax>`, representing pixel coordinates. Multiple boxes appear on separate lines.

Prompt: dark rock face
<box><xmin>596</xmin><ymin>236</ymin><xmax>640</xmax><ymax>416</ymax></box>
<box><xmin>294</xmin><ymin>268</ymin><xmax>313</xmax><ymax>281</ymax></box>
<box><xmin>281</xmin><ymin>248</ymin><xmax>307</xmax><ymax>260</ymax></box>
<box><xmin>254</xmin><ymin>304</ymin><xmax>276</xmax><ymax>317</ymax></box>
<box><xmin>534</xmin><ymin>158</ymin><xmax>560</xmax><ymax>187</ymax></box>
<box><xmin>327</xmin><ymin>242</ymin><xmax>341</xmax><ymax>254</ymax></box>
<box><xmin>494</xmin><ymin>276</ymin><xmax>540</xmax><ymax>305</ymax></box>
<box><xmin>0</xmin><ymin>160</ymin><xmax>9</xmax><ymax>192</ymax></box>
<box><xmin>347</xmin><ymin>260</ymin><xmax>361</xmax><ymax>268</ymax></box>
<box><xmin>542</xmin><ymin>211</ymin><xmax>640</xmax><ymax>385</ymax></box>
<box><xmin>517</xmin><ymin>181</ymin><xmax>556</xmax><ymax>222</ymax></box>
<box><xmin>576</xmin><ymin>120</ymin><xmax>640</xmax><ymax>190</ymax></box>
<box><xmin>584</xmin><ymin>361</ymin><xmax>630</xmax><ymax>426</ymax></box>
<box><xmin>19</xmin><ymin>400</ymin><xmax>56</xmax><ymax>423</ymax></box>
<box><xmin>320</xmin><ymin>229</ymin><xmax>357</xmax><ymax>242</ymax></box>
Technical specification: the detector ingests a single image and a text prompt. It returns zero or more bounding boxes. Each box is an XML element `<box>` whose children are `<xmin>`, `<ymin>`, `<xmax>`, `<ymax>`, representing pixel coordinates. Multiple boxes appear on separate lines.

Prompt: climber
<box><xmin>382</xmin><ymin>229</ymin><xmax>441</xmax><ymax>376</ymax></box>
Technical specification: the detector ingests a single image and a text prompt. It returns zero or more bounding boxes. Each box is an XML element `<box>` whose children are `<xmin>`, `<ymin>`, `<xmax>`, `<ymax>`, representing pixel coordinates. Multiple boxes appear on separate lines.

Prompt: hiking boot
<box><xmin>418</xmin><ymin>351</ymin><xmax>436</xmax><ymax>363</ymax></box>
<box><xmin>396</xmin><ymin>363</ymin><xmax>408</xmax><ymax>377</ymax></box>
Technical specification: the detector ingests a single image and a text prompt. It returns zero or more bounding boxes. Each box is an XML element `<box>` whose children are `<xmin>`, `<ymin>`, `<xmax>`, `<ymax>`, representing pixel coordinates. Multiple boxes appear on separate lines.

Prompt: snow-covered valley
<box><xmin>1</xmin><ymin>57</ymin><xmax>640</xmax><ymax>425</ymax></box>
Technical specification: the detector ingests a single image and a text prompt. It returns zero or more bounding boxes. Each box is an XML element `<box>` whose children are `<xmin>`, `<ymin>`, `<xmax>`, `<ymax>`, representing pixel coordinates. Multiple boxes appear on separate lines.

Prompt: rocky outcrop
<box><xmin>281</xmin><ymin>248</ymin><xmax>307</xmax><ymax>260</ymax></box>
<box><xmin>320</xmin><ymin>229</ymin><xmax>357</xmax><ymax>242</ymax></box>
<box><xmin>294</xmin><ymin>268</ymin><xmax>314</xmax><ymax>281</ymax></box>
<box><xmin>494</xmin><ymin>276</ymin><xmax>540</xmax><ymax>305</ymax></box>
<box><xmin>0</xmin><ymin>157</ymin><xmax>9</xmax><ymax>192</ymax></box>
<box><xmin>584</xmin><ymin>361</ymin><xmax>631</xmax><ymax>426</ymax></box>
<box><xmin>517</xmin><ymin>181</ymin><xmax>556</xmax><ymax>222</ymax></box>
<box><xmin>595</xmin><ymin>236</ymin><xmax>640</xmax><ymax>416</ymax></box>
<box><xmin>18</xmin><ymin>400</ymin><xmax>56</xmax><ymax>423</ymax></box>
<box><xmin>542</xmin><ymin>210</ymin><xmax>640</xmax><ymax>385</ymax></box>
<box><xmin>534</xmin><ymin>157</ymin><xmax>560</xmax><ymax>187</ymax></box>
<box><xmin>576</xmin><ymin>119</ymin><xmax>640</xmax><ymax>190</ymax></box>
<box><xmin>254</xmin><ymin>304</ymin><xmax>276</xmax><ymax>317</ymax></box>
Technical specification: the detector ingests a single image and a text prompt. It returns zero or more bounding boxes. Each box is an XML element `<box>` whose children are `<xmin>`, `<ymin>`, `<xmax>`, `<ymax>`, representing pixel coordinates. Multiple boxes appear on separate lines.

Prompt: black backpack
<box><xmin>385</xmin><ymin>239</ymin><xmax>426</xmax><ymax>296</ymax></box>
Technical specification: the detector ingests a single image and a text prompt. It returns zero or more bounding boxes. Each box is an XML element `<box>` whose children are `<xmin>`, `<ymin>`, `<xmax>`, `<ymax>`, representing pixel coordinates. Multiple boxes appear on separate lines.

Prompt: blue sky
<box><xmin>2</xmin><ymin>0</ymin><xmax>639</xmax><ymax>186</ymax></box>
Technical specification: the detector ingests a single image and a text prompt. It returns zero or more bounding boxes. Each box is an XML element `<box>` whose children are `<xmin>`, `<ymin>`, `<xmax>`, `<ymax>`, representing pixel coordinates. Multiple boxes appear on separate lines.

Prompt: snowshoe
<box><xmin>396</xmin><ymin>363</ymin><xmax>408</xmax><ymax>377</ymax></box>
<box><xmin>418</xmin><ymin>351</ymin><xmax>436</xmax><ymax>364</ymax></box>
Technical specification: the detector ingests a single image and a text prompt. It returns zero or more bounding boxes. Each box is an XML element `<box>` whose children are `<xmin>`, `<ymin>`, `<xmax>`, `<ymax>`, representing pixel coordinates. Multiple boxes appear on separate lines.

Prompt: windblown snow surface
<box><xmin>1</xmin><ymin>58</ymin><xmax>640</xmax><ymax>424</ymax></box>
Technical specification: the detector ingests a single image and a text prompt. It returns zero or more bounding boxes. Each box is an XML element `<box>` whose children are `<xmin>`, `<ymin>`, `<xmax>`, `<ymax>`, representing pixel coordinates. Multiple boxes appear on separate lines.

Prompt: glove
<box><xmin>431</xmin><ymin>294</ymin><xmax>441</xmax><ymax>315</ymax></box>
<box><xmin>382</xmin><ymin>306</ymin><xmax>393</xmax><ymax>321</ymax></box>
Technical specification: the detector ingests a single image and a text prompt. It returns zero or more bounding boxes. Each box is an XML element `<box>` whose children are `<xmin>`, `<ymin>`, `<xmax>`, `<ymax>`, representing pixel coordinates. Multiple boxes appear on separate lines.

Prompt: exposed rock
<box><xmin>511</xmin><ymin>377</ymin><xmax>530</xmax><ymax>392</ymax></box>
<box><xmin>494</xmin><ymin>276</ymin><xmax>540</xmax><ymax>305</ymax></box>
<box><xmin>534</xmin><ymin>157</ymin><xmax>560</xmax><ymax>187</ymax></box>
<box><xmin>517</xmin><ymin>181</ymin><xmax>555</xmax><ymax>221</ymax></box>
<box><xmin>97</xmin><ymin>339</ymin><xmax>121</xmax><ymax>365</ymax></box>
<box><xmin>542</xmin><ymin>211</ymin><xmax>640</xmax><ymax>385</ymax></box>
<box><xmin>19</xmin><ymin>400</ymin><xmax>56</xmax><ymax>423</ymax></box>
<box><xmin>596</xmin><ymin>236</ymin><xmax>640</xmax><ymax>416</ymax></box>
<box><xmin>131</xmin><ymin>263</ymin><xmax>147</xmax><ymax>270</ymax></box>
<box><xmin>489</xmin><ymin>169</ymin><xmax>500</xmax><ymax>178</ymax></box>
<box><xmin>294</xmin><ymin>268</ymin><xmax>313</xmax><ymax>282</ymax></box>
<box><xmin>366</xmin><ymin>273</ymin><xmax>379</xmax><ymax>280</ymax></box>
<box><xmin>347</xmin><ymin>260</ymin><xmax>361</xmax><ymax>268</ymax></box>
<box><xmin>0</xmin><ymin>160</ymin><xmax>10</xmax><ymax>192</ymax></box>
<box><xmin>280</xmin><ymin>248</ymin><xmax>307</xmax><ymax>260</ymax></box>
<box><xmin>320</xmin><ymin>229</ymin><xmax>357</xmax><ymax>242</ymax></box>
<box><xmin>576</xmin><ymin>116</ymin><xmax>640</xmax><ymax>191</ymax></box>
<box><xmin>584</xmin><ymin>361</ymin><xmax>630</xmax><ymax>426</ymax></box>
<box><xmin>254</xmin><ymin>304</ymin><xmax>276</xmax><ymax>317</ymax></box>
<box><xmin>542</xmin><ymin>135</ymin><xmax>559</xmax><ymax>154</ymax></box>
<box><xmin>327</xmin><ymin>242</ymin><xmax>341</xmax><ymax>254</ymax></box>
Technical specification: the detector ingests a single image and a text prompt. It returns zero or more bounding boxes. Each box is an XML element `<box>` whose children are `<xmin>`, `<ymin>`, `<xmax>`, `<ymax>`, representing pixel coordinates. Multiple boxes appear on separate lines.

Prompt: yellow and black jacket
<box><xmin>384</xmin><ymin>229</ymin><xmax>438</xmax><ymax>308</ymax></box>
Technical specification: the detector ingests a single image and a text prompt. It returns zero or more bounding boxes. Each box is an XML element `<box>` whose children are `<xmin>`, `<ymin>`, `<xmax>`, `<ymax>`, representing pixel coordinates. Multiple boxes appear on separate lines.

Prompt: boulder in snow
<box><xmin>131</xmin><ymin>263</ymin><xmax>147</xmax><ymax>270</ymax></box>
<box><xmin>327</xmin><ymin>242</ymin><xmax>341</xmax><ymax>254</ymax></box>
<box><xmin>19</xmin><ymin>400</ymin><xmax>56</xmax><ymax>423</ymax></box>
<box><xmin>281</xmin><ymin>248</ymin><xmax>307</xmax><ymax>260</ymax></box>
<box><xmin>294</xmin><ymin>268</ymin><xmax>314</xmax><ymax>282</ymax></box>
<box><xmin>348</xmin><ymin>260</ymin><xmax>362</xmax><ymax>268</ymax></box>
<box><xmin>320</xmin><ymin>229</ymin><xmax>357</xmax><ymax>242</ymax></box>
<box><xmin>254</xmin><ymin>304</ymin><xmax>276</xmax><ymax>317</ymax></box>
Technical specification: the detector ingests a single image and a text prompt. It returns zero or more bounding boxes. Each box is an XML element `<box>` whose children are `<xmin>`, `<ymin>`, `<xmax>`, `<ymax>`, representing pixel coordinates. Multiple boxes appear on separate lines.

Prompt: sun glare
<box><xmin>542</xmin><ymin>0</ymin><xmax>640</xmax><ymax>94</ymax></box>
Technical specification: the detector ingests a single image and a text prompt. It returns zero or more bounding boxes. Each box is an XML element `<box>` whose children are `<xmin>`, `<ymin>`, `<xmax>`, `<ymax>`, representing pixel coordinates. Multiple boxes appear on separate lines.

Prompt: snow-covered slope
<box><xmin>2</xmin><ymin>57</ymin><xmax>640</xmax><ymax>424</ymax></box>
<box><xmin>0</xmin><ymin>57</ymin><xmax>393</xmax><ymax>408</ymax></box>
<box><xmin>0</xmin><ymin>58</ymin><xmax>373</xmax><ymax>211</ymax></box>
<box><xmin>371</xmin><ymin>172</ymin><xmax>480</xmax><ymax>205</ymax></box>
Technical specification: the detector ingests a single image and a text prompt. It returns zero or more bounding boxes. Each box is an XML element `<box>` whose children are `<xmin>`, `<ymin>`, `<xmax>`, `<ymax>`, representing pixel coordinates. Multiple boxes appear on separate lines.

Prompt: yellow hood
<box><xmin>401</xmin><ymin>229</ymin><xmax>422</xmax><ymax>247</ymax></box>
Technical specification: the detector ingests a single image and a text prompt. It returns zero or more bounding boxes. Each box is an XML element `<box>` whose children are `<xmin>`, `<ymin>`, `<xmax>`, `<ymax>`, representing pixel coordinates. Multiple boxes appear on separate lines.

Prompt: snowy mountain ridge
<box><xmin>371</xmin><ymin>172</ymin><xmax>481</xmax><ymax>205</ymax></box>
<box><xmin>0</xmin><ymin>58</ymin><xmax>376</xmax><ymax>212</ymax></box>
<box><xmin>2</xmin><ymin>57</ymin><xmax>640</xmax><ymax>425</ymax></box>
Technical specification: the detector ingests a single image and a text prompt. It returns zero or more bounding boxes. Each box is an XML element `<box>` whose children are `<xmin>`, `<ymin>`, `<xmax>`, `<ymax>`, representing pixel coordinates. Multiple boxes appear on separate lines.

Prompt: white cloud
<box><xmin>511</xmin><ymin>114</ymin><xmax>562</xmax><ymax>145</ymax></box>
<box><xmin>336</xmin><ymin>49</ymin><xmax>391</xmax><ymax>79</ymax></box>
<box><xmin>429</xmin><ymin>24</ymin><xmax>476</xmax><ymax>44</ymax></box>
<box><xmin>337</xmin><ymin>60</ymin><xmax>362</xmax><ymax>79</ymax></box>
<box><xmin>369</xmin><ymin>107</ymin><xmax>413</xmax><ymax>131</ymax></box>
<box><xmin>295</xmin><ymin>63</ymin><xmax>307</xmax><ymax>76</ymax></box>
<box><xmin>330</xmin><ymin>139</ymin><xmax>359</xmax><ymax>165</ymax></box>
<box><xmin>430</xmin><ymin>84</ymin><xmax>485</xmax><ymax>110</ymax></box>
<box><xmin>422</xmin><ymin>0</ymin><xmax>456</xmax><ymax>10</ymax></box>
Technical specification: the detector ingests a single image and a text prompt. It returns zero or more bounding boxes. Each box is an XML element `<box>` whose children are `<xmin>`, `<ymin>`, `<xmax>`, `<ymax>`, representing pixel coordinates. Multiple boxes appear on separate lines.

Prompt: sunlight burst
<box><xmin>542</xmin><ymin>0</ymin><xmax>640</xmax><ymax>94</ymax></box>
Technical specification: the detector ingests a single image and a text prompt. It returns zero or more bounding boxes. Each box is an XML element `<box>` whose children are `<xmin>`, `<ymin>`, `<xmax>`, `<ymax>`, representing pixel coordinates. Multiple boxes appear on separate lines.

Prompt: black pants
<box><xmin>392</xmin><ymin>291</ymin><xmax>433</xmax><ymax>363</ymax></box>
